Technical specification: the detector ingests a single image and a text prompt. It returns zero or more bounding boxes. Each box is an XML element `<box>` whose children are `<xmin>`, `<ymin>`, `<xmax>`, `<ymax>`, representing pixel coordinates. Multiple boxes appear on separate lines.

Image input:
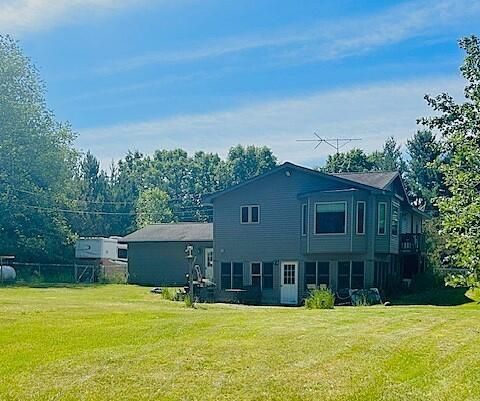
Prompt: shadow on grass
<box><xmin>392</xmin><ymin>287</ymin><xmax>478</xmax><ymax>306</ymax></box>
<box><xmin>1</xmin><ymin>282</ymin><xmax>106</xmax><ymax>290</ymax></box>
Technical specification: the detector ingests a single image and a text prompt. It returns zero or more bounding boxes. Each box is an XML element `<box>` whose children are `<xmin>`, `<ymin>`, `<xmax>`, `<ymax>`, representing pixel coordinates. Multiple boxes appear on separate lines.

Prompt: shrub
<box><xmin>161</xmin><ymin>288</ymin><xmax>176</xmax><ymax>301</ymax></box>
<box><xmin>184</xmin><ymin>294</ymin><xmax>195</xmax><ymax>308</ymax></box>
<box><xmin>351</xmin><ymin>289</ymin><xmax>381</xmax><ymax>306</ymax></box>
<box><xmin>305</xmin><ymin>289</ymin><xmax>335</xmax><ymax>309</ymax></box>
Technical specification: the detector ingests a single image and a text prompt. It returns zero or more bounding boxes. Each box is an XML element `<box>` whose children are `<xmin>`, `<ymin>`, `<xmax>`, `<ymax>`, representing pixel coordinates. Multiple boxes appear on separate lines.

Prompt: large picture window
<box><xmin>221</xmin><ymin>262</ymin><xmax>244</xmax><ymax>289</ymax></box>
<box><xmin>315</xmin><ymin>202</ymin><xmax>347</xmax><ymax>234</ymax></box>
<box><xmin>378</xmin><ymin>202</ymin><xmax>387</xmax><ymax>235</ymax></box>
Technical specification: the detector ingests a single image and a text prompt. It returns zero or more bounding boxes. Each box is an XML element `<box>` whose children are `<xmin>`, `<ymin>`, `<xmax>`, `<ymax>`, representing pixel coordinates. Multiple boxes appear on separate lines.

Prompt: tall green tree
<box><xmin>419</xmin><ymin>36</ymin><xmax>480</xmax><ymax>287</ymax></box>
<box><xmin>135</xmin><ymin>188</ymin><xmax>173</xmax><ymax>228</ymax></box>
<box><xmin>0</xmin><ymin>35</ymin><xmax>78</xmax><ymax>262</ymax></box>
<box><xmin>368</xmin><ymin>136</ymin><xmax>406</xmax><ymax>173</ymax></box>
<box><xmin>321</xmin><ymin>148</ymin><xmax>373</xmax><ymax>173</ymax></box>
<box><xmin>405</xmin><ymin>130</ymin><xmax>443</xmax><ymax>211</ymax></box>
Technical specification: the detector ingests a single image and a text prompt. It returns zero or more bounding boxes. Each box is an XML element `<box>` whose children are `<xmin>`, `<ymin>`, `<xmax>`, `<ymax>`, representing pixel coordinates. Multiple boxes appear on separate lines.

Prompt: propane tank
<box><xmin>0</xmin><ymin>265</ymin><xmax>16</xmax><ymax>283</ymax></box>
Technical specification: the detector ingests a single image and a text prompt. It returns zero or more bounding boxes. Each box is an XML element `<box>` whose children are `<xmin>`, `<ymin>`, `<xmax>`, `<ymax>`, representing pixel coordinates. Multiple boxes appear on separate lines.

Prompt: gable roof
<box><xmin>204</xmin><ymin>162</ymin><xmax>386</xmax><ymax>203</ymax></box>
<box><xmin>122</xmin><ymin>222</ymin><xmax>213</xmax><ymax>243</ymax></box>
<box><xmin>331</xmin><ymin>171</ymin><xmax>399</xmax><ymax>190</ymax></box>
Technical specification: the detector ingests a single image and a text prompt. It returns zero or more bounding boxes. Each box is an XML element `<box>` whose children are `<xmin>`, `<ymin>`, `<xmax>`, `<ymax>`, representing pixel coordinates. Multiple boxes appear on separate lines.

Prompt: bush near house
<box><xmin>304</xmin><ymin>288</ymin><xmax>335</xmax><ymax>309</ymax></box>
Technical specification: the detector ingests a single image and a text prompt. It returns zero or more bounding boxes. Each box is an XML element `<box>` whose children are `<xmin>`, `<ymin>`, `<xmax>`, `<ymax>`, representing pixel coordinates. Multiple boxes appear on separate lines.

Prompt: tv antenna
<box><xmin>297</xmin><ymin>133</ymin><xmax>362</xmax><ymax>154</ymax></box>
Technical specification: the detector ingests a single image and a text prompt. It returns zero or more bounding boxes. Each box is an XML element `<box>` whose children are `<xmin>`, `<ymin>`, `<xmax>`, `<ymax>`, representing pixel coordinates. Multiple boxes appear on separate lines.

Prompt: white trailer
<box><xmin>75</xmin><ymin>237</ymin><xmax>127</xmax><ymax>262</ymax></box>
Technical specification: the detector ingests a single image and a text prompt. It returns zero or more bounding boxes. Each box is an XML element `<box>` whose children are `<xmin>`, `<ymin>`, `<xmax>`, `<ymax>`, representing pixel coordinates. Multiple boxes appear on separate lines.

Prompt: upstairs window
<box><xmin>240</xmin><ymin>205</ymin><xmax>260</xmax><ymax>224</ymax></box>
<box><xmin>301</xmin><ymin>204</ymin><xmax>308</xmax><ymax>236</ymax></box>
<box><xmin>356</xmin><ymin>201</ymin><xmax>366</xmax><ymax>235</ymax></box>
<box><xmin>315</xmin><ymin>202</ymin><xmax>347</xmax><ymax>234</ymax></box>
<box><xmin>378</xmin><ymin>202</ymin><xmax>387</xmax><ymax>235</ymax></box>
<box><xmin>391</xmin><ymin>203</ymin><xmax>399</xmax><ymax>236</ymax></box>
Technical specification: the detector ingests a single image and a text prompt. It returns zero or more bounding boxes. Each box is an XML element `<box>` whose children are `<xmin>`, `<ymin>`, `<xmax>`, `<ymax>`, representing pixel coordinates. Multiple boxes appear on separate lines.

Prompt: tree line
<box><xmin>1</xmin><ymin>34</ymin><xmax>479</xmax><ymax>289</ymax></box>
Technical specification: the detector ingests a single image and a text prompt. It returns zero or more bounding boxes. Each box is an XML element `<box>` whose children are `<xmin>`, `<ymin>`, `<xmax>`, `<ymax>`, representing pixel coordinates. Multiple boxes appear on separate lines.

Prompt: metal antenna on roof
<box><xmin>296</xmin><ymin>133</ymin><xmax>362</xmax><ymax>154</ymax></box>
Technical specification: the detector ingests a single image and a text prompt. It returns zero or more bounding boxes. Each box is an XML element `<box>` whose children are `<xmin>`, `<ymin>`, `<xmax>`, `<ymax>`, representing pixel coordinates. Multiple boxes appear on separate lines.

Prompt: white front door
<box><xmin>280</xmin><ymin>261</ymin><xmax>298</xmax><ymax>305</ymax></box>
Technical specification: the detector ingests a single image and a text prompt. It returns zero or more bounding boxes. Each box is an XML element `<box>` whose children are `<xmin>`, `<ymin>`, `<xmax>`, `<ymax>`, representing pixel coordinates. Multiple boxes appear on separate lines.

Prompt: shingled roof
<box><xmin>331</xmin><ymin>171</ymin><xmax>399</xmax><ymax>190</ymax></box>
<box><xmin>122</xmin><ymin>222</ymin><xmax>213</xmax><ymax>243</ymax></box>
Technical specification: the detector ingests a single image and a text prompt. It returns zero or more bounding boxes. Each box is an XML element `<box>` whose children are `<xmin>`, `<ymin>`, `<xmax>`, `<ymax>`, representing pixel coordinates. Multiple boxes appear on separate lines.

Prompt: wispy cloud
<box><xmin>77</xmin><ymin>75</ymin><xmax>464</xmax><ymax>168</ymax></box>
<box><xmin>97</xmin><ymin>0</ymin><xmax>480</xmax><ymax>75</ymax></box>
<box><xmin>0</xmin><ymin>0</ymin><xmax>144</xmax><ymax>35</ymax></box>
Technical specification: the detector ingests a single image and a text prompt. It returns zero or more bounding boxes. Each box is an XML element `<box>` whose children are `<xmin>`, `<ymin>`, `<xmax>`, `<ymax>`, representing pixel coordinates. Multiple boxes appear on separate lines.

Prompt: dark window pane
<box><xmin>233</xmin><ymin>262</ymin><xmax>243</xmax><ymax>275</ymax></box>
<box><xmin>378</xmin><ymin>203</ymin><xmax>386</xmax><ymax>234</ymax></box>
<box><xmin>241</xmin><ymin>206</ymin><xmax>249</xmax><ymax>223</ymax></box>
<box><xmin>263</xmin><ymin>276</ymin><xmax>273</xmax><ymax>289</ymax></box>
<box><xmin>317</xmin><ymin>262</ymin><xmax>329</xmax><ymax>276</ymax></box>
<box><xmin>117</xmin><ymin>248</ymin><xmax>128</xmax><ymax>259</ymax></box>
<box><xmin>315</xmin><ymin>203</ymin><xmax>346</xmax><ymax>234</ymax></box>
<box><xmin>232</xmin><ymin>276</ymin><xmax>243</xmax><ymax>288</ymax></box>
<box><xmin>263</xmin><ymin>262</ymin><xmax>273</xmax><ymax>275</ymax></box>
<box><xmin>221</xmin><ymin>276</ymin><xmax>231</xmax><ymax>289</ymax></box>
<box><xmin>392</xmin><ymin>205</ymin><xmax>399</xmax><ymax>236</ymax></box>
<box><xmin>251</xmin><ymin>206</ymin><xmax>259</xmax><ymax>223</ymax></box>
<box><xmin>305</xmin><ymin>262</ymin><xmax>316</xmax><ymax>276</ymax></box>
<box><xmin>357</xmin><ymin>202</ymin><xmax>365</xmax><ymax>234</ymax></box>
<box><xmin>252</xmin><ymin>276</ymin><xmax>261</xmax><ymax>288</ymax></box>
<box><xmin>337</xmin><ymin>261</ymin><xmax>350</xmax><ymax>289</ymax></box>
<box><xmin>262</xmin><ymin>262</ymin><xmax>273</xmax><ymax>289</ymax></box>
<box><xmin>251</xmin><ymin>262</ymin><xmax>261</xmax><ymax>275</ymax></box>
<box><xmin>351</xmin><ymin>261</ymin><xmax>364</xmax><ymax>289</ymax></box>
<box><xmin>302</xmin><ymin>204</ymin><xmax>307</xmax><ymax>235</ymax></box>
<box><xmin>221</xmin><ymin>262</ymin><xmax>231</xmax><ymax>275</ymax></box>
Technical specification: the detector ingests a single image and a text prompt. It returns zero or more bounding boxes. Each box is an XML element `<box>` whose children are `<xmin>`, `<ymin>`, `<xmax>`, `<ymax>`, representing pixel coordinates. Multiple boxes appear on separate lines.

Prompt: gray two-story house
<box><xmin>205</xmin><ymin>162</ymin><xmax>427</xmax><ymax>305</ymax></box>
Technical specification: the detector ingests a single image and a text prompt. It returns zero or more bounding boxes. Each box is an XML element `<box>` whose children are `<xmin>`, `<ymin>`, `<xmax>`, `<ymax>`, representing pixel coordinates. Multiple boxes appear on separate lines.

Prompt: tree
<box><xmin>405</xmin><ymin>130</ymin><xmax>443</xmax><ymax>211</ymax></box>
<box><xmin>0</xmin><ymin>35</ymin><xmax>78</xmax><ymax>262</ymax></box>
<box><xmin>419</xmin><ymin>36</ymin><xmax>480</xmax><ymax>287</ymax></box>
<box><xmin>322</xmin><ymin>148</ymin><xmax>373</xmax><ymax>173</ymax></box>
<box><xmin>225</xmin><ymin>145</ymin><xmax>277</xmax><ymax>186</ymax></box>
<box><xmin>135</xmin><ymin>188</ymin><xmax>174</xmax><ymax>228</ymax></box>
<box><xmin>368</xmin><ymin>137</ymin><xmax>406</xmax><ymax>173</ymax></box>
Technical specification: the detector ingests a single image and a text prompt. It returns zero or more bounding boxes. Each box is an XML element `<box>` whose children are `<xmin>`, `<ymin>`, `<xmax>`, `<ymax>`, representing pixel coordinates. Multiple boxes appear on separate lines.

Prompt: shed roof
<box><xmin>331</xmin><ymin>171</ymin><xmax>399</xmax><ymax>190</ymax></box>
<box><xmin>122</xmin><ymin>222</ymin><xmax>213</xmax><ymax>243</ymax></box>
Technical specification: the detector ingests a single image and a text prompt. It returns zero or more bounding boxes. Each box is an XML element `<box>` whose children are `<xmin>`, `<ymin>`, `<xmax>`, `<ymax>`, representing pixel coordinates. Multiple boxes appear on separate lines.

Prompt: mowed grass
<box><xmin>1</xmin><ymin>285</ymin><xmax>480</xmax><ymax>401</ymax></box>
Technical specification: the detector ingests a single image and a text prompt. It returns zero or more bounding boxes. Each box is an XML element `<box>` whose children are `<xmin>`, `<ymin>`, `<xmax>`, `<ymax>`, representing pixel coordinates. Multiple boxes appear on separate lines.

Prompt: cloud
<box><xmin>77</xmin><ymin>75</ymin><xmax>464</xmax><ymax>168</ymax></box>
<box><xmin>0</xmin><ymin>0</ymin><xmax>142</xmax><ymax>35</ymax></box>
<box><xmin>97</xmin><ymin>0</ymin><xmax>480</xmax><ymax>74</ymax></box>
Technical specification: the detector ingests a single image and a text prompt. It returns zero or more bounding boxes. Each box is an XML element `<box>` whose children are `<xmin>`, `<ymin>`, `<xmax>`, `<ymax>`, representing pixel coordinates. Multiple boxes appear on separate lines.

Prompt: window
<box><xmin>378</xmin><ymin>202</ymin><xmax>387</xmax><ymax>235</ymax></box>
<box><xmin>205</xmin><ymin>248</ymin><xmax>213</xmax><ymax>268</ymax></box>
<box><xmin>262</xmin><ymin>262</ymin><xmax>274</xmax><ymax>289</ymax></box>
<box><xmin>301</xmin><ymin>204</ymin><xmax>308</xmax><ymax>236</ymax></box>
<box><xmin>251</xmin><ymin>262</ymin><xmax>261</xmax><ymax>288</ymax></box>
<box><xmin>337</xmin><ymin>261</ymin><xmax>365</xmax><ymax>289</ymax></box>
<box><xmin>240</xmin><ymin>205</ymin><xmax>260</xmax><ymax>224</ymax></box>
<box><xmin>221</xmin><ymin>262</ymin><xmax>244</xmax><ymax>289</ymax></box>
<box><xmin>337</xmin><ymin>261</ymin><xmax>350</xmax><ymax>289</ymax></box>
<box><xmin>315</xmin><ymin>202</ymin><xmax>347</xmax><ymax>234</ymax></box>
<box><xmin>305</xmin><ymin>261</ymin><xmax>330</xmax><ymax>289</ymax></box>
<box><xmin>351</xmin><ymin>261</ymin><xmax>365</xmax><ymax>289</ymax></box>
<box><xmin>117</xmin><ymin>248</ymin><xmax>128</xmax><ymax>259</ymax></box>
<box><xmin>391</xmin><ymin>203</ymin><xmax>399</xmax><ymax>236</ymax></box>
<box><xmin>356</xmin><ymin>201</ymin><xmax>366</xmax><ymax>235</ymax></box>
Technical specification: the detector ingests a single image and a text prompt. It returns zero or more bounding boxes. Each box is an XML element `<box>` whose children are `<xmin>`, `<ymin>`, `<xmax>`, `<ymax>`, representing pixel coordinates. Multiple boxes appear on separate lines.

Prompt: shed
<box><xmin>122</xmin><ymin>223</ymin><xmax>213</xmax><ymax>286</ymax></box>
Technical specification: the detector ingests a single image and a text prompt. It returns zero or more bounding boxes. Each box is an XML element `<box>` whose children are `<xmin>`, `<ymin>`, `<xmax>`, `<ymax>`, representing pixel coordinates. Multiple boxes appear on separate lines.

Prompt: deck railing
<box><xmin>400</xmin><ymin>233</ymin><xmax>426</xmax><ymax>253</ymax></box>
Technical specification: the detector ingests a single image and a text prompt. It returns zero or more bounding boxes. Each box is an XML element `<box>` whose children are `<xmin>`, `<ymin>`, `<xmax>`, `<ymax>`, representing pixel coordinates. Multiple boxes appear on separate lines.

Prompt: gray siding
<box><xmin>128</xmin><ymin>241</ymin><xmax>213</xmax><ymax>286</ymax></box>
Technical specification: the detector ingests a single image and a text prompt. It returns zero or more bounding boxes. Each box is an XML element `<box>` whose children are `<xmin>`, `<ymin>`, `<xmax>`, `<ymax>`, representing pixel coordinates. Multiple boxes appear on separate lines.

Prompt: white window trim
<box><xmin>377</xmin><ymin>202</ymin><xmax>387</xmax><ymax>236</ymax></box>
<box><xmin>356</xmin><ymin>201</ymin><xmax>366</xmax><ymax>235</ymax></box>
<box><xmin>250</xmin><ymin>261</ymin><xmax>262</xmax><ymax>290</ymax></box>
<box><xmin>313</xmin><ymin>201</ymin><xmax>348</xmax><ymax>236</ymax></box>
<box><xmin>204</xmin><ymin>248</ymin><xmax>213</xmax><ymax>268</ymax></box>
<box><xmin>391</xmin><ymin>201</ymin><xmax>399</xmax><ymax>237</ymax></box>
<box><xmin>240</xmin><ymin>205</ymin><xmax>260</xmax><ymax>224</ymax></box>
<box><xmin>301</xmin><ymin>203</ymin><xmax>307</xmax><ymax>236</ymax></box>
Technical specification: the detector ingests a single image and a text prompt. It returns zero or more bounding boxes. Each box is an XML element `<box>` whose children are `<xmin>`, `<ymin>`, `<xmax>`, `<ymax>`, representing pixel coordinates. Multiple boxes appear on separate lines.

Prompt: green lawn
<box><xmin>1</xmin><ymin>285</ymin><xmax>479</xmax><ymax>401</ymax></box>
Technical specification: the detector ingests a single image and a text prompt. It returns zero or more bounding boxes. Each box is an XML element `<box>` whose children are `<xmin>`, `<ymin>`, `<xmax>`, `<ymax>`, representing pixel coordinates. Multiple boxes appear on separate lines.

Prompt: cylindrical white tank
<box><xmin>0</xmin><ymin>265</ymin><xmax>16</xmax><ymax>282</ymax></box>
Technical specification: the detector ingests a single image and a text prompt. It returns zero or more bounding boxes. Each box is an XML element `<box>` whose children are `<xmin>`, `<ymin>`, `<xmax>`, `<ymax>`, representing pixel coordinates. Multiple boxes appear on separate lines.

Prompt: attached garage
<box><xmin>122</xmin><ymin>223</ymin><xmax>213</xmax><ymax>286</ymax></box>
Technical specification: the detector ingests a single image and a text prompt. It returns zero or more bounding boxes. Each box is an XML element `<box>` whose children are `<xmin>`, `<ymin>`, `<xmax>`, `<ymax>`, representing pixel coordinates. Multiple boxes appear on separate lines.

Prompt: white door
<box><xmin>204</xmin><ymin>248</ymin><xmax>214</xmax><ymax>281</ymax></box>
<box><xmin>280</xmin><ymin>261</ymin><xmax>298</xmax><ymax>305</ymax></box>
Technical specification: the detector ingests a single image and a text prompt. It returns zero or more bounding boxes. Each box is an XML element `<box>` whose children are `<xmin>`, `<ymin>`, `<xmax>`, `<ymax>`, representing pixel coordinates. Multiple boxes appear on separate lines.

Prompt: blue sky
<box><xmin>3</xmin><ymin>0</ymin><xmax>478</xmax><ymax>167</ymax></box>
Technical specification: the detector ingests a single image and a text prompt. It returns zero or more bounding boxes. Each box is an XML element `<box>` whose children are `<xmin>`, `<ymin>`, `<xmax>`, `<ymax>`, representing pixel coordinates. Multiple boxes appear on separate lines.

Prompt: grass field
<box><xmin>1</xmin><ymin>285</ymin><xmax>479</xmax><ymax>401</ymax></box>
